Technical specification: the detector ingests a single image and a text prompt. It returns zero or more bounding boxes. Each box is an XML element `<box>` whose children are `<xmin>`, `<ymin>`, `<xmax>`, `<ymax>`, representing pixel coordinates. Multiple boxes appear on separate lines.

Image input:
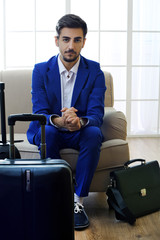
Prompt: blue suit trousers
<box><xmin>34</xmin><ymin>125</ymin><xmax>103</xmax><ymax>197</ymax></box>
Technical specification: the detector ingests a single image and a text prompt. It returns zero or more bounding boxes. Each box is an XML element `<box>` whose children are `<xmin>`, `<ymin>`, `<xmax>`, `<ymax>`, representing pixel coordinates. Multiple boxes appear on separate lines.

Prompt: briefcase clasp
<box><xmin>140</xmin><ymin>188</ymin><xmax>146</xmax><ymax>197</ymax></box>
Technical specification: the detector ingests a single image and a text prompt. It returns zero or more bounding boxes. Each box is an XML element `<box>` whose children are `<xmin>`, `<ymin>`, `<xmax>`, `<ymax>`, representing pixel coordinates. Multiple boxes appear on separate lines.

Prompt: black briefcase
<box><xmin>0</xmin><ymin>113</ymin><xmax>74</xmax><ymax>240</ymax></box>
<box><xmin>107</xmin><ymin>159</ymin><xmax>160</xmax><ymax>225</ymax></box>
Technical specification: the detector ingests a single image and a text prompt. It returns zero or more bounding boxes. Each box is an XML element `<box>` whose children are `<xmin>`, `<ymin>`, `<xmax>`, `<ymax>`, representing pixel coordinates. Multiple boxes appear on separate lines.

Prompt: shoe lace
<box><xmin>74</xmin><ymin>202</ymin><xmax>84</xmax><ymax>214</ymax></box>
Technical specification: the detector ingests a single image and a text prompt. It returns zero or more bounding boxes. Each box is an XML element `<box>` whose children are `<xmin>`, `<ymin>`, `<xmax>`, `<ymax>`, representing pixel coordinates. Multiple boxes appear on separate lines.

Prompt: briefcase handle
<box><xmin>8</xmin><ymin>113</ymin><xmax>46</xmax><ymax>159</ymax></box>
<box><xmin>124</xmin><ymin>159</ymin><xmax>146</xmax><ymax>168</ymax></box>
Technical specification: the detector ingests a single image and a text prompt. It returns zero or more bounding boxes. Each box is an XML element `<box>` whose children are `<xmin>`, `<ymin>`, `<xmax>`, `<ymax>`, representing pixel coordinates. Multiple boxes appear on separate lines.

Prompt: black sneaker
<box><xmin>74</xmin><ymin>202</ymin><xmax>89</xmax><ymax>230</ymax></box>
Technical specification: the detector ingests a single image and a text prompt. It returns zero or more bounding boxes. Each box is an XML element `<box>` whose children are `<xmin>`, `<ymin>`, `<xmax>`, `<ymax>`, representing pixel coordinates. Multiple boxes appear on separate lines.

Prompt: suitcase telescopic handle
<box><xmin>0</xmin><ymin>82</ymin><xmax>7</xmax><ymax>144</ymax></box>
<box><xmin>8</xmin><ymin>114</ymin><xmax>47</xmax><ymax>160</ymax></box>
<box><xmin>8</xmin><ymin>113</ymin><xmax>46</xmax><ymax>126</ymax></box>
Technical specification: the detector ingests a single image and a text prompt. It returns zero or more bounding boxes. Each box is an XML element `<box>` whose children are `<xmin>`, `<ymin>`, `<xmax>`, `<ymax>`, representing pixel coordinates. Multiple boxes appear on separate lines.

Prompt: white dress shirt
<box><xmin>58</xmin><ymin>55</ymin><xmax>80</xmax><ymax>110</ymax></box>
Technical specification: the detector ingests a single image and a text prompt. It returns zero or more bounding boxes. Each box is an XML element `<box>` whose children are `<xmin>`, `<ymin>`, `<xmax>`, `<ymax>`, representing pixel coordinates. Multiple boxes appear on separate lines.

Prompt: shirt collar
<box><xmin>58</xmin><ymin>55</ymin><xmax>80</xmax><ymax>75</ymax></box>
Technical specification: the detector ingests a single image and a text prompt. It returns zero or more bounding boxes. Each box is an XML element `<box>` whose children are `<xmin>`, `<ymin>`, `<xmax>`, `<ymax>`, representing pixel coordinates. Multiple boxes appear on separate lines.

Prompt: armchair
<box><xmin>0</xmin><ymin>69</ymin><xmax>129</xmax><ymax>192</ymax></box>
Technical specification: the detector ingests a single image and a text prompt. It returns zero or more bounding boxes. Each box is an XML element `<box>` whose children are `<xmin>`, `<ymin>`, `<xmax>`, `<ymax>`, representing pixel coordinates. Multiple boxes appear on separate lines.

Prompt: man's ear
<box><xmin>82</xmin><ymin>38</ymin><xmax>86</xmax><ymax>48</ymax></box>
<box><xmin>55</xmin><ymin>36</ymin><xmax>59</xmax><ymax>47</ymax></box>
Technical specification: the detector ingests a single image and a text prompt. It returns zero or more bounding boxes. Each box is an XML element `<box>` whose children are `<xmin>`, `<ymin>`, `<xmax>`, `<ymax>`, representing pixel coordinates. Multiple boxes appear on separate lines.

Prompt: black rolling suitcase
<box><xmin>0</xmin><ymin>82</ymin><xmax>20</xmax><ymax>159</ymax></box>
<box><xmin>0</xmin><ymin>113</ymin><xmax>74</xmax><ymax>240</ymax></box>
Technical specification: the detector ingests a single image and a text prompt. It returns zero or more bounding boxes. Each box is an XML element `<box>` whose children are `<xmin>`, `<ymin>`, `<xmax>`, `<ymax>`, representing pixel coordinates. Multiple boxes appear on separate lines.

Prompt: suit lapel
<box><xmin>71</xmin><ymin>57</ymin><xmax>89</xmax><ymax>106</ymax></box>
<box><xmin>46</xmin><ymin>56</ymin><xmax>62</xmax><ymax>111</ymax></box>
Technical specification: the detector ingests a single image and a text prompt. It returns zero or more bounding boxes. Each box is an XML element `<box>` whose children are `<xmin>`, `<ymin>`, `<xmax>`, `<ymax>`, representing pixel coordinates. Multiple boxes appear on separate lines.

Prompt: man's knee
<box><xmin>82</xmin><ymin>126</ymin><xmax>102</xmax><ymax>137</ymax></box>
<box><xmin>45</xmin><ymin>125</ymin><xmax>58</xmax><ymax>136</ymax></box>
<box><xmin>80</xmin><ymin>126</ymin><xmax>103</xmax><ymax>146</ymax></box>
<box><xmin>35</xmin><ymin>125</ymin><xmax>59</xmax><ymax>147</ymax></box>
<box><xmin>45</xmin><ymin>125</ymin><xmax>59</xmax><ymax>143</ymax></box>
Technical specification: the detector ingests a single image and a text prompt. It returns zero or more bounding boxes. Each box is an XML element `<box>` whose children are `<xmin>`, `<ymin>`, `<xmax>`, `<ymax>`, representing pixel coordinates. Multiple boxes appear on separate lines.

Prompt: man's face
<box><xmin>55</xmin><ymin>27</ymin><xmax>86</xmax><ymax>63</ymax></box>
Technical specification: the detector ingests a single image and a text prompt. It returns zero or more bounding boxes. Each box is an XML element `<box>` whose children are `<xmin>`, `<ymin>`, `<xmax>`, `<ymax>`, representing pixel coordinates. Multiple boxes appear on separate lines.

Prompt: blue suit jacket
<box><xmin>27</xmin><ymin>55</ymin><xmax>106</xmax><ymax>144</ymax></box>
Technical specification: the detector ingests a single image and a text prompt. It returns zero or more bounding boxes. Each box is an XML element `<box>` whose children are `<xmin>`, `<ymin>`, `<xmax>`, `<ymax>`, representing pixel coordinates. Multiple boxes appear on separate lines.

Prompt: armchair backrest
<box><xmin>0</xmin><ymin>69</ymin><xmax>32</xmax><ymax>133</ymax></box>
<box><xmin>103</xmin><ymin>71</ymin><xmax>114</xmax><ymax>108</ymax></box>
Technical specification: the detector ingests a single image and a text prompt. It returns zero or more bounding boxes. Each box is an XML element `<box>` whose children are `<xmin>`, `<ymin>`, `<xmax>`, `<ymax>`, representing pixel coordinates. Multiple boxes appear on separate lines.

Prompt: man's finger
<box><xmin>61</xmin><ymin>107</ymin><xmax>68</xmax><ymax>112</ymax></box>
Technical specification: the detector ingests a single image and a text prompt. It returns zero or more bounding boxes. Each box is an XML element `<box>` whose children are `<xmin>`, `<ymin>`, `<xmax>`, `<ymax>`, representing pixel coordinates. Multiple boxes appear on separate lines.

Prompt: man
<box><xmin>27</xmin><ymin>14</ymin><xmax>106</xmax><ymax>229</ymax></box>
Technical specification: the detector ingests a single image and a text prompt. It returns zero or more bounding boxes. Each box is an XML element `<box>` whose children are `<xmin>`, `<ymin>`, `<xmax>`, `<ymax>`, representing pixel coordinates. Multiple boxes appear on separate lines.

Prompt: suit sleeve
<box><xmin>82</xmin><ymin>67</ymin><xmax>106</xmax><ymax>128</ymax></box>
<box><xmin>31</xmin><ymin>64</ymin><xmax>53</xmax><ymax>125</ymax></box>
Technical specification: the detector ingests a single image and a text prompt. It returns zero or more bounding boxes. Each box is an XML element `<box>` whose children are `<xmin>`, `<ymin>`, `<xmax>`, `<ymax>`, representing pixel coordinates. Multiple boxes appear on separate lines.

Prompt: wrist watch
<box><xmin>79</xmin><ymin>118</ymin><xmax>85</xmax><ymax>127</ymax></box>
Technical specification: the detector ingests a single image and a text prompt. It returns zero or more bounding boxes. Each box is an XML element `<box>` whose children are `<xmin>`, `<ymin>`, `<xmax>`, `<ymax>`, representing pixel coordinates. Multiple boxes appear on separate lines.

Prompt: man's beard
<box><xmin>63</xmin><ymin>55</ymin><xmax>79</xmax><ymax>62</ymax></box>
<box><xmin>62</xmin><ymin>50</ymin><xmax>79</xmax><ymax>62</ymax></box>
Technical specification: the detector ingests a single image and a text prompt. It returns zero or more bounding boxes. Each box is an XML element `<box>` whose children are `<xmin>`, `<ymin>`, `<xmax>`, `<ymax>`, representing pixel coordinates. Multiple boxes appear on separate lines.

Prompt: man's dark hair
<box><xmin>56</xmin><ymin>14</ymin><xmax>88</xmax><ymax>38</ymax></box>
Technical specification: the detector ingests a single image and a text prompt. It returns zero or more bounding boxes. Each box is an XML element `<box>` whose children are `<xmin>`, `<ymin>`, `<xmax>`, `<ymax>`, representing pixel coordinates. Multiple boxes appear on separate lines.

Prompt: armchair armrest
<box><xmin>101</xmin><ymin>107</ymin><xmax>127</xmax><ymax>141</ymax></box>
